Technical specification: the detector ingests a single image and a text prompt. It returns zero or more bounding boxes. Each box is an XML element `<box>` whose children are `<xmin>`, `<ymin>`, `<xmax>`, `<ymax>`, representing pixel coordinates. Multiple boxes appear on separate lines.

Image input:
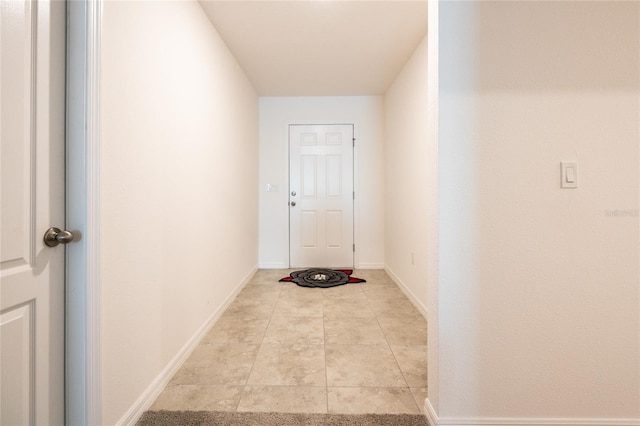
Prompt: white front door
<box><xmin>1</xmin><ymin>1</ymin><xmax>65</xmax><ymax>424</ymax></box>
<box><xmin>289</xmin><ymin>124</ymin><xmax>354</xmax><ymax>268</ymax></box>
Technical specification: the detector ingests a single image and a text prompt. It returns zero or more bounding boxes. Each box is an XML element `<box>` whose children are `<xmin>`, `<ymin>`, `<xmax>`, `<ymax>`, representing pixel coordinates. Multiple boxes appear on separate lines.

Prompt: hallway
<box><xmin>58</xmin><ymin>1</ymin><xmax>640</xmax><ymax>423</ymax></box>
<box><xmin>148</xmin><ymin>269</ymin><xmax>427</xmax><ymax>414</ymax></box>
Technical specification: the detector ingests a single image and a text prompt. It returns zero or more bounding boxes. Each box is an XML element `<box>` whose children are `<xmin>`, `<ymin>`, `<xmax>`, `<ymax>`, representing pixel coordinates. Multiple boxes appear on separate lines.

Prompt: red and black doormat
<box><xmin>279</xmin><ymin>268</ymin><xmax>366</xmax><ymax>288</ymax></box>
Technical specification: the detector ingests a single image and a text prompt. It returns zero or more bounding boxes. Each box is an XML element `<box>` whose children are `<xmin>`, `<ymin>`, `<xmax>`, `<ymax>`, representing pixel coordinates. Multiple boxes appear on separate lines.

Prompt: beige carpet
<box><xmin>137</xmin><ymin>411</ymin><xmax>430</xmax><ymax>426</ymax></box>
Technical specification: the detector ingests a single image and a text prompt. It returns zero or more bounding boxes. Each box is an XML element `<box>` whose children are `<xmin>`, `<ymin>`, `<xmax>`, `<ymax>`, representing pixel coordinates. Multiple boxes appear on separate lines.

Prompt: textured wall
<box><xmin>258</xmin><ymin>96</ymin><xmax>385</xmax><ymax>269</ymax></box>
<box><xmin>384</xmin><ymin>35</ymin><xmax>430</xmax><ymax>313</ymax></box>
<box><xmin>100</xmin><ymin>2</ymin><xmax>258</xmax><ymax>423</ymax></box>
<box><xmin>436</xmin><ymin>1</ymin><xmax>639</xmax><ymax>422</ymax></box>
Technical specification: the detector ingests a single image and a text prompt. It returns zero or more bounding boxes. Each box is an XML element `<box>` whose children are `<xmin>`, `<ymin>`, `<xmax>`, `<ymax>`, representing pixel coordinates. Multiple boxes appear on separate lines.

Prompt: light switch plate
<box><xmin>561</xmin><ymin>161</ymin><xmax>578</xmax><ymax>188</ymax></box>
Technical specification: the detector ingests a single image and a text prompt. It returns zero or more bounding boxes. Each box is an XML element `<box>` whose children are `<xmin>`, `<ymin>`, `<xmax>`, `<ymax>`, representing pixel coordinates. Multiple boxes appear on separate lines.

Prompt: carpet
<box><xmin>137</xmin><ymin>411</ymin><xmax>430</xmax><ymax>426</ymax></box>
<box><xmin>279</xmin><ymin>268</ymin><xmax>366</xmax><ymax>288</ymax></box>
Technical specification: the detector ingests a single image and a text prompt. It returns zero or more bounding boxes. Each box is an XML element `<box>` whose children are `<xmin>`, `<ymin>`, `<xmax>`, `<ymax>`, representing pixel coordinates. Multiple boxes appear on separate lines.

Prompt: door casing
<box><xmin>66</xmin><ymin>0</ymin><xmax>103</xmax><ymax>424</ymax></box>
<box><xmin>288</xmin><ymin>124</ymin><xmax>355</xmax><ymax>268</ymax></box>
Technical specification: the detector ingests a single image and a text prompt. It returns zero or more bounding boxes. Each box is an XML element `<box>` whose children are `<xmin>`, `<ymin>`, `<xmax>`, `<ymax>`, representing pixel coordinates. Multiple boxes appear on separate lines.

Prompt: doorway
<box><xmin>289</xmin><ymin>124</ymin><xmax>354</xmax><ymax>268</ymax></box>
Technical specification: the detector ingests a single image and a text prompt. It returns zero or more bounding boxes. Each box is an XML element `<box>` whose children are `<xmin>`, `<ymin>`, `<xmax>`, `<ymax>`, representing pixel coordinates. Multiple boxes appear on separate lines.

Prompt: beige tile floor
<box><xmin>150</xmin><ymin>269</ymin><xmax>428</xmax><ymax>415</ymax></box>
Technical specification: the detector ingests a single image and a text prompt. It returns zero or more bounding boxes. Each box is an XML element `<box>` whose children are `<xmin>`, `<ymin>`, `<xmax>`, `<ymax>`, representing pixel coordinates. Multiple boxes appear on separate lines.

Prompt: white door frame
<box><xmin>66</xmin><ymin>1</ymin><xmax>102</xmax><ymax>424</ymax></box>
<box><xmin>288</xmin><ymin>123</ymin><xmax>356</xmax><ymax>269</ymax></box>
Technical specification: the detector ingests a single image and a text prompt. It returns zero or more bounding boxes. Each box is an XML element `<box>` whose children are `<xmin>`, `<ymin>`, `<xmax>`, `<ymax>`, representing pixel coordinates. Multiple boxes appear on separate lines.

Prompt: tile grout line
<box><xmin>233</xmin><ymin>273</ymin><xmax>285</xmax><ymax>412</ymax></box>
<box><xmin>322</xmin><ymin>288</ymin><xmax>330</xmax><ymax>414</ymax></box>
<box><xmin>369</xmin><ymin>277</ymin><xmax>423</xmax><ymax>414</ymax></box>
<box><xmin>152</xmin><ymin>270</ymin><xmax>425</xmax><ymax>415</ymax></box>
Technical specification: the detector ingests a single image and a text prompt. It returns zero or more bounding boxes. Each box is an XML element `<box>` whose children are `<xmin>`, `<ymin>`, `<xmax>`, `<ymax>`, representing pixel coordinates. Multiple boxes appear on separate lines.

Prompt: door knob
<box><xmin>43</xmin><ymin>227</ymin><xmax>76</xmax><ymax>247</ymax></box>
<box><xmin>290</xmin><ymin>201</ymin><xmax>296</xmax><ymax>207</ymax></box>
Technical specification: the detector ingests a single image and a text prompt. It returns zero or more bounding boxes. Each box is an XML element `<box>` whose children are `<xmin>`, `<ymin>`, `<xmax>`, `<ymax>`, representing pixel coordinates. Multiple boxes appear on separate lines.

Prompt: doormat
<box><xmin>279</xmin><ymin>268</ymin><xmax>366</xmax><ymax>288</ymax></box>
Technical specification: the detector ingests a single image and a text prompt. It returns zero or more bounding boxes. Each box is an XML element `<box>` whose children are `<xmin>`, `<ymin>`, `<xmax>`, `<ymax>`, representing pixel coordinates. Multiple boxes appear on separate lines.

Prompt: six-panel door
<box><xmin>0</xmin><ymin>1</ymin><xmax>65</xmax><ymax>424</ymax></box>
<box><xmin>289</xmin><ymin>124</ymin><xmax>354</xmax><ymax>268</ymax></box>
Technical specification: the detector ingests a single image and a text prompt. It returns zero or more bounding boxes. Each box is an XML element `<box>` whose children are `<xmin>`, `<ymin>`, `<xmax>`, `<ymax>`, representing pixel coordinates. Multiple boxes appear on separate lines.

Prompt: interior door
<box><xmin>289</xmin><ymin>124</ymin><xmax>354</xmax><ymax>268</ymax></box>
<box><xmin>1</xmin><ymin>1</ymin><xmax>65</xmax><ymax>424</ymax></box>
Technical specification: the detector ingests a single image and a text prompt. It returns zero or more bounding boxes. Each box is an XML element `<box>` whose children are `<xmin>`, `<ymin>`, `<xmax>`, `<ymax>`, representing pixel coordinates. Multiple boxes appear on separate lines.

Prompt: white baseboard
<box><xmin>384</xmin><ymin>266</ymin><xmax>428</xmax><ymax>320</ymax></box>
<box><xmin>259</xmin><ymin>262</ymin><xmax>385</xmax><ymax>269</ymax></box>
<box><xmin>355</xmin><ymin>262</ymin><xmax>384</xmax><ymax>269</ymax></box>
<box><xmin>433</xmin><ymin>418</ymin><xmax>639</xmax><ymax>426</ymax></box>
<box><xmin>425</xmin><ymin>398</ymin><xmax>439</xmax><ymax>426</ymax></box>
<box><xmin>258</xmin><ymin>262</ymin><xmax>288</xmax><ymax>269</ymax></box>
<box><xmin>116</xmin><ymin>265</ymin><xmax>258</xmax><ymax>426</ymax></box>
<box><xmin>423</xmin><ymin>399</ymin><xmax>639</xmax><ymax>426</ymax></box>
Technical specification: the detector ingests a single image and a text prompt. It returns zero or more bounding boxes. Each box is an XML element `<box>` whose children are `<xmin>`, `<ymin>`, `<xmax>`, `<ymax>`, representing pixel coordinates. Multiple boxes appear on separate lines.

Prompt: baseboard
<box><xmin>259</xmin><ymin>262</ymin><xmax>385</xmax><ymax>269</ymax></box>
<box><xmin>258</xmin><ymin>262</ymin><xmax>288</xmax><ymax>269</ymax></box>
<box><xmin>425</xmin><ymin>398</ymin><xmax>439</xmax><ymax>426</ymax></box>
<box><xmin>384</xmin><ymin>266</ymin><xmax>428</xmax><ymax>320</ymax></box>
<box><xmin>423</xmin><ymin>400</ymin><xmax>639</xmax><ymax>426</ymax></box>
<box><xmin>355</xmin><ymin>262</ymin><xmax>384</xmax><ymax>269</ymax></box>
<box><xmin>433</xmin><ymin>418</ymin><xmax>640</xmax><ymax>426</ymax></box>
<box><xmin>116</xmin><ymin>265</ymin><xmax>258</xmax><ymax>426</ymax></box>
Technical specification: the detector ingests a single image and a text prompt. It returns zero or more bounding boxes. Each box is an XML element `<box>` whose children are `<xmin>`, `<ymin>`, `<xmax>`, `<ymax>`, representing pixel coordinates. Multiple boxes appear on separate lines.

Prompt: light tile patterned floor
<box><xmin>150</xmin><ymin>269</ymin><xmax>428</xmax><ymax>414</ymax></box>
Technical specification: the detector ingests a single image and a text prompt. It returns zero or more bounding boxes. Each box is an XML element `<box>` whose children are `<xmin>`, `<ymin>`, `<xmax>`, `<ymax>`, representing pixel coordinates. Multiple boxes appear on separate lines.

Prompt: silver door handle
<box><xmin>290</xmin><ymin>201</ymin><xmax>296</xmax><ymax>207</ymax></box>
<box><xmin>43</xmin><ymin>227</ymin><xmax>76</xmax><ymax>247</ymax></box>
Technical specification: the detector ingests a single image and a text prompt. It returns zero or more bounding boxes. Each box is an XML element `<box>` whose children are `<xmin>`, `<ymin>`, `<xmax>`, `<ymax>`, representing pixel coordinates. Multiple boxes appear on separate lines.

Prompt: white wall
<box><xmin>258</xmin><ymin>97</ymin><xmax>385</xmax><ymax>269</ymax></box>
<box><xmin>100</xmin><ymin>2</ymin><xmax>258</xmax><ymax>424</ymax></box>
<box><xmin>425</xmin><ymin>0</ymin><xmax>440</xmax><ymax>412</ymax></box>
<box><xmin>433</xmin><ymin>1</ymin><xmax>639</xmax><ymax>424</ymax></box>
<box><xmin>383</xmin><ymin>35</ymin><xmax>430</xmax><ymax>314</ymax></box>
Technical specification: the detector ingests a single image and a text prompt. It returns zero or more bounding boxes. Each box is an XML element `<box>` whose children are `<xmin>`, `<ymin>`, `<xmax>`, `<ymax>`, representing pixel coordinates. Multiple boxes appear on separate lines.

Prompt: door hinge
<box><xmin>353</xmin><ymin>244</ymin><xmax>355</xmax><ymax>252</ymax></box>
<box><xmin>352</xmin><ymin>138</ymin><xmax>355</xmax><ymax>146</ymax></box>
<box><xmin>353</xmin><ymin>191</ymin><xmax>355</xmax><ymax>200</ymax></box>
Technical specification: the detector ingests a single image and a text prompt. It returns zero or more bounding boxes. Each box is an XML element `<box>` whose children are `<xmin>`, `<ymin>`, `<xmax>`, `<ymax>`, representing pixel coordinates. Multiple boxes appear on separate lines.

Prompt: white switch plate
<box><xmin>561</xmin><ymin>162</ymin><xmax>578</xmax><ymax>188</ymax></box>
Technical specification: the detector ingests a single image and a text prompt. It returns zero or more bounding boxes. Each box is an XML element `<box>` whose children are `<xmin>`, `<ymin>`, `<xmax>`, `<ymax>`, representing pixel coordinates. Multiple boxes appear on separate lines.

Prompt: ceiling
<box><xmin>199</xmin><ymin>1</ymin><xmax>428</xmax><ymax>96</ymax></box>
